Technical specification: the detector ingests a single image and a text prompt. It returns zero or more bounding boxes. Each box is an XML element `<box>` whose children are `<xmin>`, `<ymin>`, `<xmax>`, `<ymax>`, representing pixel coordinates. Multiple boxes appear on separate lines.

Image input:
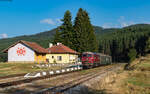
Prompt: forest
<box><xmin>0</xmin><ymin>8</ymin><xmax>150</xmax><ymax>63</ymax></box>
<box><xmin>98</xmin><ymin>24</ymin><xmax>150</xmax><ymax>62</ymax></box>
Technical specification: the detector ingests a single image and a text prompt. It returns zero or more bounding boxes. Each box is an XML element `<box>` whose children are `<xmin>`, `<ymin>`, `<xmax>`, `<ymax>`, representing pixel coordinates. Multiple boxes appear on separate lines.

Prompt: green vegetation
<box><xmin>54</xmin><ymin>8</ymin><xmax>98</xmax><ymax>53</ymax></box>
<box><xmin>53</xmin><ymin>28</ymin><xmax>61</xmax><ymax>44</ymax></box>
<box><xmin>59</xmin><ymin>10</ymin><xmax>74</xmax><ymax>49</ymax></box>
<box><xmin>124</xmin><ymin>58</ymin><xmax>150</xmax><ymax>94</ymax></box>
<box><xmin>85</xmin><ymin>56</ymin><xmax>150</xmax><ymax>94</ymax></box>
<box><xmin>127</xmin><ymin>49</ymin><xmax>137</xmax><ymax>63</ymax></box>
<box><xmin>127</xmin><ymin>75</ymin><xmax>150</xmax><ymax>87</ymax></box>
<box><xmin>98</xmin><ymin>24</ymin><xmax>150</xmax><ymax>62</ymax></box>
<box><xmin>73</xmin><ymin>8</ymin><xmax>98</xmax><ymax>52</ymax></box>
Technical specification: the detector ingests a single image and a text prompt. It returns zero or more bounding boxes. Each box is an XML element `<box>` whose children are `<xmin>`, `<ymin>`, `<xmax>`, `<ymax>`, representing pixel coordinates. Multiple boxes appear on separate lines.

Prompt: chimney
<box><xmin>57</xmin><ymin>42</ymin><xmax>62</xmax><ymax>45</ymax></box>
<box><xmin>49</xmin><ymin>43</ymin><xmax>53</xmax><ymax>48</ymax></box>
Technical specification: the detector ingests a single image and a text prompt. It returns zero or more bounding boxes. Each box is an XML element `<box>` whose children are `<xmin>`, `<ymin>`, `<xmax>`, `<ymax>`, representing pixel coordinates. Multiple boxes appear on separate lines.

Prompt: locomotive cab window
<box><xmin>87</xmin><ymin>54</ymin><xmax>92</xmax><ymax>57</ymax></box>
<box><xmin>82</xmin><ymin>54</ymin><xmax>87</xmax><ymax>57</ymax></box>
<box><xmin>82</xmin><ymin>54</ymin><xmax>92</xmax><ymax>57</ymax></box>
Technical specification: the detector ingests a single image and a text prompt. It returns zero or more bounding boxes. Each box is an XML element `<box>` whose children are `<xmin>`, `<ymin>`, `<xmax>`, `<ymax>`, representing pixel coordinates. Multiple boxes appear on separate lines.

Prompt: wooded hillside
<box><xmin>1</xmin><ymin>24</ymin><xmax>150</xmax><ymax>62</ymax></box>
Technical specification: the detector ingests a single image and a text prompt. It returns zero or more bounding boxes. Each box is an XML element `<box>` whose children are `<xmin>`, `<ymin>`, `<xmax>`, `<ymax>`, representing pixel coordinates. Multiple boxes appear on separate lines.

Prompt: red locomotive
<box><xmin>81</xmin><ymin>52</ymin><xmax>112</xmax><ymax>68</ymax></box>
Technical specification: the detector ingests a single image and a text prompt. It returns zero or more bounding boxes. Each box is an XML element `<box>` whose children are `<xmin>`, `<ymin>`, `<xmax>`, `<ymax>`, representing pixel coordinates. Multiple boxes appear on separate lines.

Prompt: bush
<box><xmin>128</xmin><ymin>48</ymin><xmax>137</xmax><ymax>63</ymax></box>
<box><xmin>0</xmin><ymin>53</ymin><xmax>7</xmax><ymax>62</ymax></box>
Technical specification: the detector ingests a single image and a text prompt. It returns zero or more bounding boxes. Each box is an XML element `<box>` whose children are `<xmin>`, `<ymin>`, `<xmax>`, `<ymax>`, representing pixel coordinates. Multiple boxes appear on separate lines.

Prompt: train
<box><xmin>81</xmin><ymin>52</ymin><xmax>112</xmax><ymax>68</ymax></box>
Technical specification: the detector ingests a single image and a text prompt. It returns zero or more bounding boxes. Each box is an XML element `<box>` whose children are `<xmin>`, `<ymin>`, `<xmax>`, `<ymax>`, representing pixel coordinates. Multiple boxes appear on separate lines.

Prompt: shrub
<box><xmin>128</xmin><ymin>48</ymin><xmax>137</xmax><ymax>63</ymax></box>
<box><xmin>0</xmin><ymin>53</ymin><xmax>7</xmax><ymax>62</ymax></box>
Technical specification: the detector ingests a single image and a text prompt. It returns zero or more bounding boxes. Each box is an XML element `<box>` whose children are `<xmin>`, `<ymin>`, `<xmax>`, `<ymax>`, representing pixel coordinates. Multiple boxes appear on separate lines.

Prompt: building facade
<box><xmin>46</xmin><ymin>43</ymin><xmax>79</xmax><ymax>63</ymax></box>
<box><xmin>3</xmin><ymin>40</ymin><xmax>49</xmax><ymax>63</ymax></box>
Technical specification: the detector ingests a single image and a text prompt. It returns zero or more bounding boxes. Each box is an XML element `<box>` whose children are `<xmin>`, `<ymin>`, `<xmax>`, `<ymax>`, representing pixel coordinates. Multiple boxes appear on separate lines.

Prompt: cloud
<box><xmin>0</xmin><ymin>33</ymin><xmax>8</xmax><ymax>38</ymax></box>
<box><xmin>102</xmin><ymin>16</ymin><xmax>135</xmax><ymax>28</ymax></box>
<box><xmin>102</xmin><ymin>23</ymin><xmax>119</xmax><ymax>28</ymax></box>
<box><xmin>56</xmin><ymin>18</ymin><xmax>62</xmax><ymax>24</ymax></box>
<box><xmin>40</xmin><ymin>18</ymin><xmax>63</xmax><ymax>25</ymax></box>
<box><xmin>102</xmin><ymin>23</ymin><xmax>112</xmax><ymax>28</ymax></box>
<box><xmin>40</xmin><ymin>18</ymin><xmax>55</xmax><ymax>25</ymax></box>
<box><xmin>103</xmin><ymin>16</ymin><xmax>149</xmax><ymax>28</ymax></box>
<box><xmin>118</xmin><ymin>16</ymin><xmax>134</xmax><ymax>27</ymax></box>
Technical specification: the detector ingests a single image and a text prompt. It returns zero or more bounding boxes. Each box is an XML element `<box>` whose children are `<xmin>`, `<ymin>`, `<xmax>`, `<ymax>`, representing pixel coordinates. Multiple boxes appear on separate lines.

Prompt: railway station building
<box><xmin>3</xmin><ymin>40</ymin><xmax>79</xmax><ymax>64</ymax></box>
<box><xmin>3</xmin><ymin>40</ymin><xmax>49</xmax><ymax>63</ymax></box>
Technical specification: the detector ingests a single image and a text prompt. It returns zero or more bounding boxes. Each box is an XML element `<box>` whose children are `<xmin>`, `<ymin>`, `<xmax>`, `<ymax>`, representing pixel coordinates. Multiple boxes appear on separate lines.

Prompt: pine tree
<box><xmin>53</xmin><ymin>28</ymin><xmax>61</xmax><ymax>44</ymax></box>
<box><xmin>74</xmin><ymin>8</ymin><xmax>98</xmax><ymax>53</ymax></box>
<box><xmin>145</xmin><ymin>37</ymin><xmax>150</xmax><ymax>52</ymax></box>
<box><xmin>60</xmin><ymin>10</ymin><xmax>74</xmax><ymax>49</ymax></box>
<box><xmin>127</xmin><ymin>48</ymin><xmax>137</xmax><ymax>63</ymax></box>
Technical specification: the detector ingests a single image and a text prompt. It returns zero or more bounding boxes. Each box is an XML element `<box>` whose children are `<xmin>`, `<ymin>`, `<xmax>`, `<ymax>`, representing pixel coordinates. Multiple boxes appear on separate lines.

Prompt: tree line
<box><xmin>98</xmin><ymin>24</ymin><xmax>150</xmax><ymax>62</ymax></box>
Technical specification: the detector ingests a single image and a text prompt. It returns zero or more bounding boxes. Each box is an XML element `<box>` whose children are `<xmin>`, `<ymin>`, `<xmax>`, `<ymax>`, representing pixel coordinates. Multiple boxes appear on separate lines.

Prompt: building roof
<box><xmin>3</xmin><ymin>40</ymin><xmax>49</xmax><ymax>54</ymax></box>
<box><xmin>47</xmin><ymin>44</ymin><xmax>79</xmax><ymax>54</ymax></box>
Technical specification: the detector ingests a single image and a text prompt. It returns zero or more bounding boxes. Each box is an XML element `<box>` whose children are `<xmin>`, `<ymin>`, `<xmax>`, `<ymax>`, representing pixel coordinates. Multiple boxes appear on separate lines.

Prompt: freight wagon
<box><xmin>81</xmin><ymin>52</ymin><xmax>112</xmax><ymax>68</ymax></box>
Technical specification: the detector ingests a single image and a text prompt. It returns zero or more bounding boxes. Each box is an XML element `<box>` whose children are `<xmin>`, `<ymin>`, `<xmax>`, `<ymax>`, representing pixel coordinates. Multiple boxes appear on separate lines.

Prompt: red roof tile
<box><xmin>3</xmin><ymin>40</ymin><xmax>49</xmax><ymax>54</ymax></box>
<box><xmin>47</xmin><ymin>44</ymin><xmax>79</xmax><ymax>54</ymax></box>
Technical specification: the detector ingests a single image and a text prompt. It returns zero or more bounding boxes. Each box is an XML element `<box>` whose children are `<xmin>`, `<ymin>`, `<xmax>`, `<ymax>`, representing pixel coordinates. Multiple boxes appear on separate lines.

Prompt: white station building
<box><xmin>3</xmin><ymin>40</ymin><xmax>49</xmax><ymax>62</ymax></box>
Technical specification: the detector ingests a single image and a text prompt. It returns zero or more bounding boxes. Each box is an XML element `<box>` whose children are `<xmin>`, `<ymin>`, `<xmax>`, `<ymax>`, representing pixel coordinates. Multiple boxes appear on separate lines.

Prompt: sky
<box><xmin>0</xmin><ymin>0</ymin><xmax>150</xmax><ymax>38</ymax></box>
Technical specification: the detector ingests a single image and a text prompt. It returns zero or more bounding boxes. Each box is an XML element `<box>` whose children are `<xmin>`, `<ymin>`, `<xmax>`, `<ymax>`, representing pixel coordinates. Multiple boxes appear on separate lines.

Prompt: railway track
<box><xmin>0</xmin><ymin>64</ymin><xmax>122</xmax><ymax>94</ymax></box>
<box><xmin>0</xmin><ymin>73</ymin><xmax>26</xmax><ymax>80</ymax></box>
<box><xmin>0</xmin><ymin>75</ymin><xmax>28</xmax><ymax>84</ymax></box>
<box><xmin>33</xmin><ymin>65</ymin><xmax>120</xmax><ymax>94</ymax></box>
<box><xmin>0</xmin><ymin>66</ymin><xmax>80</xmax><ymax>84</ymax></box>
<box><xmin>0</xmin><ymin>69</ymin><xmax>82</xmax><ymax>88</ymax></box>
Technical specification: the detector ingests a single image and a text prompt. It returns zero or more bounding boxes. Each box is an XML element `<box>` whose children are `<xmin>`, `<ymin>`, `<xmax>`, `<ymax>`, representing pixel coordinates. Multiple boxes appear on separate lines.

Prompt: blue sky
<box><xmin>0</xmin><ymin>0</ymin><xmax>150</xmax><ymax>38</ymax></box>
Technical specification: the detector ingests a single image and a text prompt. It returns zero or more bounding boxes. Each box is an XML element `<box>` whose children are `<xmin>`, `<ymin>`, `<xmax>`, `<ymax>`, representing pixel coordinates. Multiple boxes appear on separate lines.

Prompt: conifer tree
<box><xmin>53</xmin><ymin>28</ymin><xmax>61</xmax><ymax>44</ymax></box>
<box><xmin>74</xmin><ymin>8</ymin><xmax>98</xmax><ymax>53</ymax></box>
<box><xmin>60</xmin><ymin>10</ymin><xmax>74</xmax><ymax>48</ymax></box>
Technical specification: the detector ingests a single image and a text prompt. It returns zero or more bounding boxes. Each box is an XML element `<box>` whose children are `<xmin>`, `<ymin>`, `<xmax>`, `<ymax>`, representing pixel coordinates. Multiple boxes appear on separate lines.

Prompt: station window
<box><xmin>57</xmin><ymin>56</ymin><xmax>62</xmax><ymax>61</ymax></box>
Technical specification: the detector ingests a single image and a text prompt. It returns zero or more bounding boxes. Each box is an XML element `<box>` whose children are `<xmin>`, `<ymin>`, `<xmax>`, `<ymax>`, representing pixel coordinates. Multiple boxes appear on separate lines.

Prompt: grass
<box><xmin>136</xmin><ymin>61</ymin><xmax>150</xmax><ymax>71</ymax></box>
<box><xmin>123</xmin><ymin>57</ymin><xmax>150</xmax><ymax>94</ymax></box>
<box><xmin>127</xmin><ymin>76</ymin><xmax>150</xmax><ymax>87</ymax></box>
<box><xmin>85</xmin><ymin>55</ymin><xmax>150</xmax><ymax>94</ymax></box>
<box><xmin>0</xmin><ymin>62</ymin><xmax>65</xmax><ymax>77</ymax></box>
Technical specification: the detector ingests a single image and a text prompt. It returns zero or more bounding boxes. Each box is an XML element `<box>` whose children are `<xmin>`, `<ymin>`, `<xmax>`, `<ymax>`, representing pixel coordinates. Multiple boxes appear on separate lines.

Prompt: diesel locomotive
<box><xmin>81</xmin><ymin>52</ymin><xmax>112</xmax><ymax>68</ymax></box>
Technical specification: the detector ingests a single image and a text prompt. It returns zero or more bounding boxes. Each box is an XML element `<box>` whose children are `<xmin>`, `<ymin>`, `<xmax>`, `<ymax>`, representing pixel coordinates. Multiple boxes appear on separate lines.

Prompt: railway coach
<box><xmin>81</xmin><ymin>52</ymin><xmax>112</xmax><ymax>68</ymax></box>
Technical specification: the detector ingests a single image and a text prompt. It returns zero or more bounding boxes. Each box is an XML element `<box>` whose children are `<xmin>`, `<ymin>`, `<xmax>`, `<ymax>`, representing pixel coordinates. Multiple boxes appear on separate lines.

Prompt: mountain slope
<box><xmin>0</xmin><ymin>26</ymin><xmax>114</xmax><ymax>51</ymax></box>
<box><xmin>1</xmin><ymin>24</ymin><xmax>150</xmax><ymax>51</ymax></box>
<box><xmin>0</xmin><ymin>24</ymin><xmax>150</xmax><ymax>62</ymax></box>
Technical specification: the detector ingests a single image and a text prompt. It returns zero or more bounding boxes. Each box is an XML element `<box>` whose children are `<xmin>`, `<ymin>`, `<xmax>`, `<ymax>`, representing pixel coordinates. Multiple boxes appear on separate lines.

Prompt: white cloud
<box><xmin>118</xmin><ymin>16</ymin><xmax>135</xmax><ymax>27</ymax></box>
<box><xmin>40</xmin><ymin>18</ymin><xmax>63</xmax><ymax>25</ymax></box>
<box><xmin>103</xmin><ymin>16</ymin><xmax>149</xmax><ymax>28</ymax></box>
<box><xmin>0</xmin><ymin>33</ymin><xmax>8</xmax><ymax>38</ymax></box>
<box><xmin>40</xmin><ymin>18</ymin><xmax>56</xmax><ymax>25</ymax></box>
<box><xmin>121</xmin><ymin>22</ymin><xmax>128</xmax><ymax>27</ymax></box>
<box><xmin>56</xmin><ymin>18</ymin><xmax>62</xmax><ymax>24</ymax></box>
<box><xmin>102</xmin><ymin>23</ymin><xmax>119</xmax><ymax>28</ymax></box>
<box><xmin>102</xmin><ymin>23</ymin><xmax>112</xmax><ymax>28</ymax></box>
